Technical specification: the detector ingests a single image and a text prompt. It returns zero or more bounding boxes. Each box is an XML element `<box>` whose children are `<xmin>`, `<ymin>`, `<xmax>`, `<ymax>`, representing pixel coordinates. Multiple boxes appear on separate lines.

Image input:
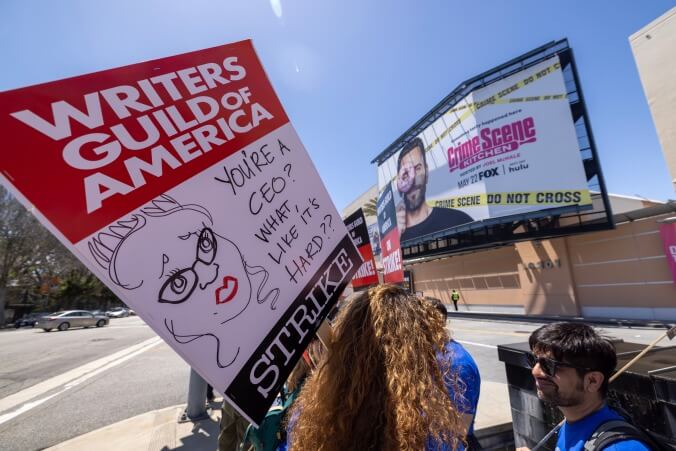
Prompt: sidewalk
<box><xmin>48</xmin><ymin>401</ymin><xmax>222</xmax><ymax>451</ymax></box>
<box><xmin>48</xmin><ymin>382</ymin><xmax>513</xmax><ymax>450</ymax></box>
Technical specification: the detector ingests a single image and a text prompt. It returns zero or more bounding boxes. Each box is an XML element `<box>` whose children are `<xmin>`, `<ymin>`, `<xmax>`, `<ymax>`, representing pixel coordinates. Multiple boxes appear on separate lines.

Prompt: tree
<box><xmin>362</xmin><ymin>197</ymin><xmax>378</xmax><ymax>218</ymax></box>
<box><xmin>0</xmin><ymin>186</ymin><xmax>119</xmax><ymax>325</ymax></box>
<box><xmin>52</xmin><ymin>264</ymin><xmax>119</xmax><ymax>311</ymax></box>
<box><xmin>0</xmin><ymin>186</ymin><xmax>46</xmax><ymax>325</ymax></box>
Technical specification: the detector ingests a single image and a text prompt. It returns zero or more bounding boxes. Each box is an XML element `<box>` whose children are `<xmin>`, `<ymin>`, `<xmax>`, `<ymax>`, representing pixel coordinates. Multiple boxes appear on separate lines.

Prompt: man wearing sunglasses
<box><xmin>520</xmin><ymin>322</ymin><xmax>651</xmax><ymax>451</ymax></box>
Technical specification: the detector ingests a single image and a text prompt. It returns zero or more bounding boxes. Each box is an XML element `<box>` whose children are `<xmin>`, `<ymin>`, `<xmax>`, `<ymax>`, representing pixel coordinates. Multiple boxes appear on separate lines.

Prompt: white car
<box><xmin>36</xmin><ymin>310</ymin><xmax>109</xmax><ymax>332</ymax></box>
<box><xmin>106</xmin><ymin>307</ymin><xmax>130</xmax><ymax>318</ymax></box>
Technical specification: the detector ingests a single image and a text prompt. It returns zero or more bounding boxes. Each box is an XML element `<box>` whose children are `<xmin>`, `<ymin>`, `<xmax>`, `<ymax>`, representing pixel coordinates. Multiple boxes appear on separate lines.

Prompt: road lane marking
<box><xmin>0</xmin><ymin>392</ymin><xmax>63</xmax><ymax>426</ymax></box>
<box><xmin>451</xmin><ymin>326</ymin><xmax>531</xmax><ymax>337</ymax></box>
<box><xmin>455</xmin><ymin>340</ymin><xmax>497</xmax><ymax>349</ymax></box>
<box><xmin>0</xmin><ymin>336</ymin><xmax>162</xmax><ymax>424</ymax></box>
<box><xmin>107</xmin><ymin>325</ymin><xmax>150</xmax><ymax>329</ymax></box>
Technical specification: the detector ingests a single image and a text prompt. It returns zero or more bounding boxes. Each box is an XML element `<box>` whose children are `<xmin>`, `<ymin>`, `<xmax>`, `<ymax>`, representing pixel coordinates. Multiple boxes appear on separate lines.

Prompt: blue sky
<box><xmin>1</xmin><ymin>0</ymin><xmax>674</xmax><ymax>210</ymax></box>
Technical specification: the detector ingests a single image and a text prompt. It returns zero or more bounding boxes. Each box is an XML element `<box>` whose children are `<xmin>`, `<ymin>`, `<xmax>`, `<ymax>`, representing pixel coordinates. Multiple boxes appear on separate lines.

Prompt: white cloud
<box><xmin>270</xmin><ymin>0</ymin><xmax>283</xmax><ymax>18</ymax></box>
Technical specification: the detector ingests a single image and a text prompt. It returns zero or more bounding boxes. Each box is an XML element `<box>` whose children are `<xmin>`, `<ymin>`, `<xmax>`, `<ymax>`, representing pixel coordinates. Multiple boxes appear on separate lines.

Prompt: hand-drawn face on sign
<box><xmin>88</xmin><ymin>194</ymin><xmax>279</xmax><ymax>368</ymax></box>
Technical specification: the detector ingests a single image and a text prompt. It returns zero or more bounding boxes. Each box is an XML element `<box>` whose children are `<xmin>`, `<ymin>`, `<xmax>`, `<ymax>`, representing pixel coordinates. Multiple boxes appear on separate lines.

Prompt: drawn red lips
<box><xmin>215</xmin><ymin>276</ymin><xmax>238</xmax><ymax>305</ymax></box>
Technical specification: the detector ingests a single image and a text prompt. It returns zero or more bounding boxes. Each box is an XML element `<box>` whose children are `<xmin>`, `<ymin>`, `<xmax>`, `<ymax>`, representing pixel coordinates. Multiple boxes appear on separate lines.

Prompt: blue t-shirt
<box><xmin>439</xmin><ymin>340</ymin><xmax>481</xmax><ymax>435</ymax></box>
<box><xmin>556</xmin><ymin>405</ymin><xmax>650</xmax><ymax>451</ymax></box>
<box><xmin>427</xmin><ymin>340</ymin><xmax>481</xmax><ymax>451</ymax></box>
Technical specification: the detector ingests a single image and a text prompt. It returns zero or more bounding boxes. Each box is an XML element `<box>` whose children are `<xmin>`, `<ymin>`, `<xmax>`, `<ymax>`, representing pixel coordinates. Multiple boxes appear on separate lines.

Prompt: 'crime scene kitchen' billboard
<box><xmin>376</xmin><ymin>51</ymin><xmax>592</xmax><ymax>245</ymax></box>
<box><xmin>0</xmin><ymin>40</ymin><xmax>362</xmax><ymax>425</ymax></box>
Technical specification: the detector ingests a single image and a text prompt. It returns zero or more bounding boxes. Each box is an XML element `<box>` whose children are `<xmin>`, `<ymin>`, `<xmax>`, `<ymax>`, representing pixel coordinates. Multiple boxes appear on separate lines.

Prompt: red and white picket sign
<box><xmin>0</xmin><ymin>40</ymin><xmax>361</xmax><ymax>425</ymax></box>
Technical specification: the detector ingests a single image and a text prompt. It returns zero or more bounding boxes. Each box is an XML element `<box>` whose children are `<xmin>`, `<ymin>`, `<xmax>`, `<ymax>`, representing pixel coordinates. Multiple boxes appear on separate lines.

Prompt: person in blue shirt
<box><xmin>519</xmin><ymin>323</ymin><xmax>651</xmax><ymax>451</ymax></box>
<box><xmin>429</xmin><ymin>298</ymin><xmax>481</xmax><ymax>449</ymax></box>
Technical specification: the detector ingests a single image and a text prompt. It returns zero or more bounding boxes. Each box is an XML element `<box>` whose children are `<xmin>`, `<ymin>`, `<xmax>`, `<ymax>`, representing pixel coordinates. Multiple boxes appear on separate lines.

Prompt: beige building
<box><xmin>344</xmin><ymin>191</ymin><xmax>676</xmax><ymax>321</ymax></box>
<box><xmin>630</xmin><ymin>7</ymin><xmax>676</xmax><ymax>190</ymax></box>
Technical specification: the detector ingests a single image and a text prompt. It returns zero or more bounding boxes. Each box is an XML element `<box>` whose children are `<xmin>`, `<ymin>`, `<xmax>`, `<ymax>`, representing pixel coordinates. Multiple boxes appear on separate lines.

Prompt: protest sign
<box><xmin>376</xmin><ymin>185</ymin><xmax>404</xmax><ymax>284</ymax></box>
<box><xmin>367</xmin><ymin>222</ymin><xmax>381</xmax><ymax>255</ymax></box>
<box><xmin>0</xmin><ymin>40</ymin><xmax>362</xmax><ymax>425</ymax></box>
<box><xmin>660</xmin><ymin>223</ymin><xmax>676</xmax><ymax>285</ymax></box>
<box><xmin>344</xmin><ymin>209</ymin><xmax>379</xmax><ymax>288</ymax></box>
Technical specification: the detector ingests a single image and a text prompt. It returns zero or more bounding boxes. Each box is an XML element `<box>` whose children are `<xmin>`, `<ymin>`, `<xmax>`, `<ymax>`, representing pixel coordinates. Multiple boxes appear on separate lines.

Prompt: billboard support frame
<box><xmin>567</xmin><ymin>47</ymin><xmax>615</xmax><ymax>230</ymax></box>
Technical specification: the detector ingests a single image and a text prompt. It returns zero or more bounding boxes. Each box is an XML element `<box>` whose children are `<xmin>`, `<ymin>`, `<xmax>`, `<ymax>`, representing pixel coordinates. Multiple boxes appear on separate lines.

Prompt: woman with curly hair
<box><xmin>288</xmin><ymin>284</ymin><xmax>465</xmax><ymax>451</ymax></box>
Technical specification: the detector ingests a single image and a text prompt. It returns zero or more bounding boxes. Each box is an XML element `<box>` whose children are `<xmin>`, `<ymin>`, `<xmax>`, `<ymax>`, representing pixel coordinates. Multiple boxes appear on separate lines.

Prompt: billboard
<box><xmin>344</xmin><ymin>209</ymin><xmax>379</xmax><ymax>288</ymax></box>
<box><xmin>0</xmin><ymin>40</ymin><xmax>362</xmax><ymax>425</ymax></box>
<box><xmin>376</xmin><ymin>54</ymin><xmax>592</xmax><ymax>244</ymax></box>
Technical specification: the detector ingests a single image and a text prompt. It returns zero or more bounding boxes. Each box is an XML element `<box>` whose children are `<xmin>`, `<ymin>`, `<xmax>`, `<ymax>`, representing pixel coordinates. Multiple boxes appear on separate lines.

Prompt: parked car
<box><xmin>106</xmin><ymin>307</ymin><xmax>130</xmax><ymax>318</ymax></box>
<box><xmin>36</xmin><ymin>310</ymin><xmax>109</xmax><ymax>332</ymax></box>
<box><xmin>14</xmin><ymin>312</ymin><xmax>49</xmax><ymax>328</ymax></box>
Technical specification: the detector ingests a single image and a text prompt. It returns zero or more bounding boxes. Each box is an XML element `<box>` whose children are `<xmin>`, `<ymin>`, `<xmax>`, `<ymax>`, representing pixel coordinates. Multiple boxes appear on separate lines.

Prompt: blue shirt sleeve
<box><xmin>454</xmin><ymin>354</ymin><xmax>480</xmax><ymax>415</ymax></box>
<box><xmin>440</xmin><ymin>341</ymin><xmax>481</xmax><ymax>416</ymax></box>
<box><xmin>602</xmin><ymin>440</ymin><xmax>652</xmax><ymax>451</ymax></box>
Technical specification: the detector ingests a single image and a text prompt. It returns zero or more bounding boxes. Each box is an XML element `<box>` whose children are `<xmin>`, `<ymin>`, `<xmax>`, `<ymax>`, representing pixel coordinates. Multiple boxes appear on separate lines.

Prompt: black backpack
<box><xmin>584</xmin><ymin>419</ymin><xmax>673</xmax><ymax>451</ymax></box>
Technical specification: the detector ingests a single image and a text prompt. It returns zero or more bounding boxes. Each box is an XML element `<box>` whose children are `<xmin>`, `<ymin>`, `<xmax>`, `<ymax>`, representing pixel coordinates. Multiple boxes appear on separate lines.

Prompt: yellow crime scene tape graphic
<box><xmin>424</xmin><ymin>60</ymin><xmax>563</xmax><ymax>153</ymax></box>
<box><xmin>381</xmin><ymin>58</ymin><xmax>567</xmax><ymax>188</ymax></box>
<box><xmin>430</xmin><ymin>189</ymin><xmax>592</xmax><ymax>209</ymax></box>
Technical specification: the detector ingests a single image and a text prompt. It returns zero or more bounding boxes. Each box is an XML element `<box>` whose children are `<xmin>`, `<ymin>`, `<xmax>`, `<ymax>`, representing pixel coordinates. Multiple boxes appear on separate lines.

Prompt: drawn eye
<box><xmin>196</xmin><ymin>228</ymin><xmax>217</xmax><ymax>264</ymax></box>
<box><xmin>158</xmin><ymin>269</ymin><xmax>197</xmax><ymax>304</ymax></box>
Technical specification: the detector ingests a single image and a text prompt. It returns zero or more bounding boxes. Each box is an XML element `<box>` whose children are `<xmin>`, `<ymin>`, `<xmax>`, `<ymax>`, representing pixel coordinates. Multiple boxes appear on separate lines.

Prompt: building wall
<box><xmin>630</xmin><ymin>7</ymin><xmax>676</xmax><ymax>190</ymax></box>
<box><xmin>411</xmin><ymin>246</ymin><xmax>522</xmax><ymax>312</ymax></box>
<box><xmin>568</xmin><ymin>213</ymin><xmax>676</xmax><ymax>320</ymax></box>
<box><xmin>410</xmin><ymin>238</ymin><xmax>579</xmax><ymax>316</ymax></box>
<box><xmin>410</xmin><ymin>213</ymin><xmax>676</xmax><ymax>320</ymax></box>
<box><xmin>342</xmin><ymin>185</ymin><xmax>378</xmax><ymax>221</ymax></box>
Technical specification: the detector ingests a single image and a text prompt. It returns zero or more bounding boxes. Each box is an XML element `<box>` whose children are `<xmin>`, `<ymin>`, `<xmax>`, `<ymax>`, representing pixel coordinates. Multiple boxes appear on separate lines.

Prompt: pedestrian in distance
<box><xmin>519</xmin><ymin>322</ymin><xmax>657</xmax><ymax>451</ymax></box>
<box><xmin>451</xmin><ymin>289</ymin><xmax>460</xmax><ymax>312</ymax></box>
<box><xmin>288</xmin><ymin>284</ymin><xmax>466</xmax><ymax>451</ymax></box>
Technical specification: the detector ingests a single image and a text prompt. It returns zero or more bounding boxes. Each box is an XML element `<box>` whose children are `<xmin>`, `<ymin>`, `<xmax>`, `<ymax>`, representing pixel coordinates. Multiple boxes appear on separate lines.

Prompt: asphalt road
<box><xmin>0</xmin><ymin>315</ymin><xmax>668</xmax><ymax>451</ymax></box>
<box><xmin>445</xmin><ymin>316</ymin><xmax>668</xmax><ymax>386</ymax></box>
<box><xmin>0</xmin><ymin>317</ymin><xmax>188</xmax><ymax>451</ymax></box>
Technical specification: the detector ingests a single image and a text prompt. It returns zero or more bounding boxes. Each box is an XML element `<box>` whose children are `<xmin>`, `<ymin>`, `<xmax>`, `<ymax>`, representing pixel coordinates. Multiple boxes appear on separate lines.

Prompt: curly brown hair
<box><xmin>289</xmin><ymin>285</ymin><xmax>463</xmax><ymax>450</ymax></box>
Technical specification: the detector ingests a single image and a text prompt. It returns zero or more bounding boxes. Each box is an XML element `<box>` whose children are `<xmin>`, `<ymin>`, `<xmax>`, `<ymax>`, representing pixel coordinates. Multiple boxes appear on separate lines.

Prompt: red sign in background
<box><xmin>0</xmin><ymin>40</ymin><xmax>288</xmax><ymax>244</ymax></box>
<box><xmin>381</xmin><ymin>228</ymin><xmax>403</xmax><ymax>284</ymax></box>
<box><xmin>353</xmin><ymin>245</ymin><xmax>379</xmax><ymax>288</ymax></box>
<box><xmin>660</xmin><ymin>223</ymin><xmax>676</xmax><ymax>285</ymax></box>
<box><xmin>343</xmin><ymin>209</ymin><xmax>379</xmax><ymax>288</ymax></box>
<box><xmin>376</xmin><ymin>185</ymin><xmax>404</xmax><ymax>284</ymax></box>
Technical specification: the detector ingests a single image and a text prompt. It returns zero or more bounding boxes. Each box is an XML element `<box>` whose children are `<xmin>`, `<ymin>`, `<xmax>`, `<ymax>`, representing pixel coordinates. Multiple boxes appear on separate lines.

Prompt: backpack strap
<box><xmin>584</xmin><ymin>419</ymin><xmax>656</xmax><ymax>451</ymax></box>
<box><xmin>241</xmin><ymin>423</ymin><xmax>264</xmax><ymax>451</ymax></box>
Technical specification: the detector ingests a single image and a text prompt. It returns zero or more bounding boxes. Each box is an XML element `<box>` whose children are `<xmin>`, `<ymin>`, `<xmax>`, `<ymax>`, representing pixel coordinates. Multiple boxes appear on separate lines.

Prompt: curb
<box><xmin>444</xmin><ymin>310</ymin><xmax>675</xmax><ymax>329</ymax></box>
<box><xmin>47</xmin><ymin>404</ymin><xmax>221</xmax><ymax>451</ymax></box>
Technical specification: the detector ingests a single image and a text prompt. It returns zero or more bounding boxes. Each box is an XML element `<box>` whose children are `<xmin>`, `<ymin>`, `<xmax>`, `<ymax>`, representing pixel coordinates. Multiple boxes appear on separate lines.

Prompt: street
<box><xmin>0</xmin><ymin>315</ymin><xmax>669</xmax><ymax>451</ymax></box>
<box><xmin>0</xmin><ymin>317</ymin><xmax>187</xmax><ymax>451</ymax></box>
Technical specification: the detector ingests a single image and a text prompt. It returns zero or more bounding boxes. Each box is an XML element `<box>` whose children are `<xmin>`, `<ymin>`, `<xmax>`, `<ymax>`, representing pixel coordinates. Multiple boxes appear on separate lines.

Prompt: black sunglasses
<box><xmin>526</xmin><ymin>353</ymin><xmax>593</xmax><ymax>377</ymax></box>
<box><xmin>158</xmin><ymin>227</ymin><xmax>218</xmax><ymax>304</ymax></box>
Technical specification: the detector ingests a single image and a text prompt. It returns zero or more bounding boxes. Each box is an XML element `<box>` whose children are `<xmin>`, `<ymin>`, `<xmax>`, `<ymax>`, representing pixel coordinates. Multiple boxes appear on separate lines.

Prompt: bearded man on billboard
<box><xmin>396</xmin><ymin>138</ymin><xmax>473</xmax><ymax>242</ymax></box>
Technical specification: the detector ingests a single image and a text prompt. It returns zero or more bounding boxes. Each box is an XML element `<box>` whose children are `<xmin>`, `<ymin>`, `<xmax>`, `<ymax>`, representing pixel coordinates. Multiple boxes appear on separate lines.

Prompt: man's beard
<box><xmin>404</xmin><ymin>182</ymin><xmax>426</xmax><ymax>212</ymax></box>
<box><xmin>537</xmin><ymin>378</ymin><xmax>585</xmax><ymax>407</ymax></box>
